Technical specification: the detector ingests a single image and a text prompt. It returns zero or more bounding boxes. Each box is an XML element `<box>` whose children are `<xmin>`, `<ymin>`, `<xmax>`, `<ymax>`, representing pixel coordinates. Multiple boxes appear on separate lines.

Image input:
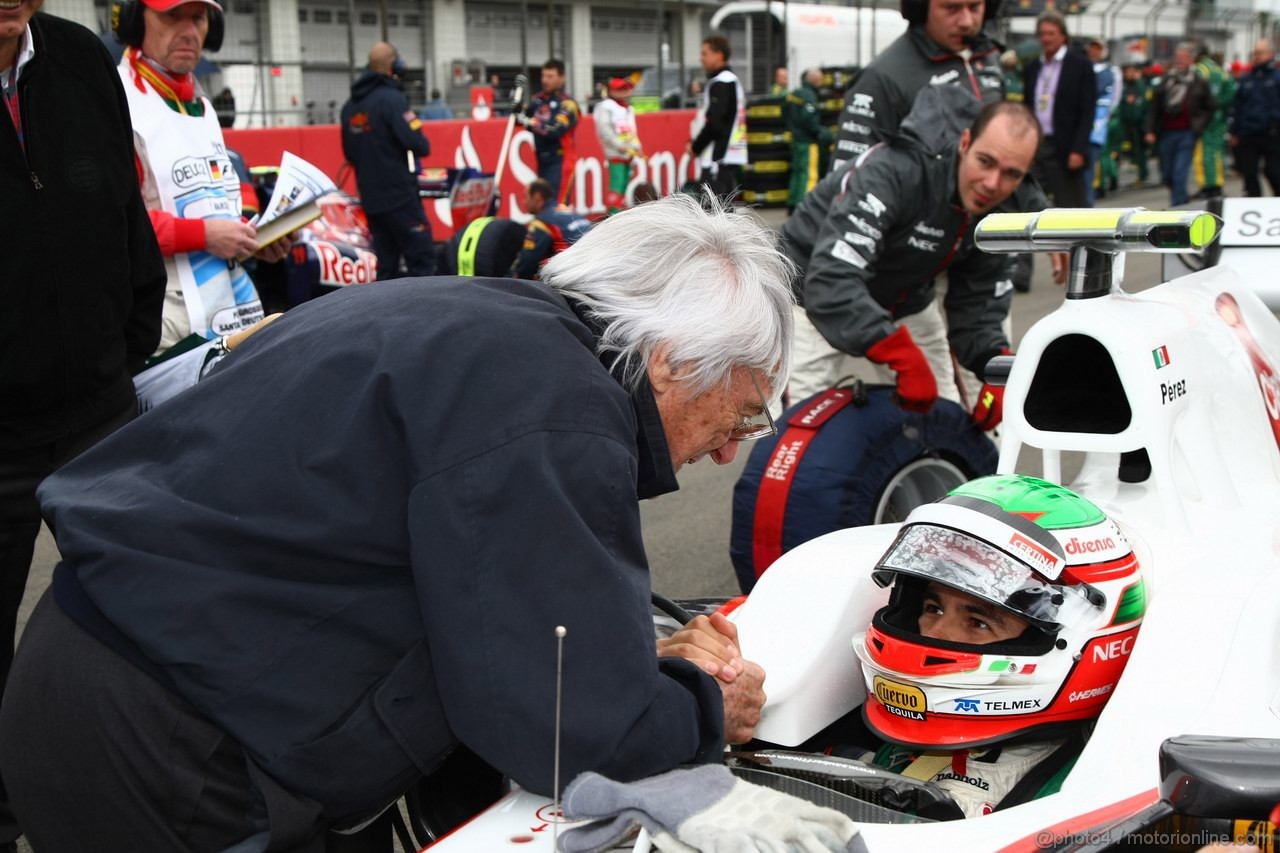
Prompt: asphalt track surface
<box><xmin>15</xmin><ymin>177</ymin><xmax>1232</xmax><ymax>852</ymax></box>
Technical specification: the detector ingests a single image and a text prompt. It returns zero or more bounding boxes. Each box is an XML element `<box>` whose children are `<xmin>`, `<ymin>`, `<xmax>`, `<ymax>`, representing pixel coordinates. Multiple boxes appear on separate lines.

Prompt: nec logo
<box><xmin>907</xmin><ymin>235</ymin><xmax>939</xmax><ymax>252</ymax></box>
<box><xmin>1092</xmin><ymin>636</ymin><xmax>1135</xmax><ymax>663</ymax></box>
<box><xmin>857</xmin><ymin>193</ymin><xmax>887</xmax><ymax>218</ymax></box>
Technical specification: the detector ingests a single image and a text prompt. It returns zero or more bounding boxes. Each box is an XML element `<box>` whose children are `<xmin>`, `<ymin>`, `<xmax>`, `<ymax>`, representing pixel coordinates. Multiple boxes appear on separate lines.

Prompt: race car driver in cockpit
<box><xmin>810</xmin><ymin>474</ymin><xmax>1146</xmax><ymax>818</ymax></box>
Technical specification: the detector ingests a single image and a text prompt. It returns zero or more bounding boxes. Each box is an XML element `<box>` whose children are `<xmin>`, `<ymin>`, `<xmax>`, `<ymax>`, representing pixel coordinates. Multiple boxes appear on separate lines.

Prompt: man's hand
<box><xmin>1050</xmin><ymin>251</ymin><xmax>1069</xmax><ymax>284</ymax></box>
<box><xmin>657</xmin><ymin>612</ymin><xmax>744</xmax><ymax>683</ymax></box>
<box><xmin>1066</xmin><ymin>151</ymin><xmax>1086</xmax><ymax>171</ymax></box>
<box><xmin>865</xmin><ymin>326</ymin><xmax>937</xmax><ymax>413</ymax></box>
<box><xmin>1228</xmin><ymin>134</ymin><xmax>1239</xmax><ymax>148</ymax></box>
<box><xmin>225</xmin><ymin>313</ymin><xmax>283</xmax><ymax>351</ymax></box>
<box><xmin>205</xmin><ymin>219</ymin><xmax>260</xmax><ymax>260</ymax></box>
<box><xmin>720</xmin><ymin>660</ymin><xmax>766</xmax><ymax>744</ymax></box>
<box><xmin>1144</xmin><ymin>132</ymin><xmax>1157</xmax><ymax>146</ymax></box>
<box><xmin>253</xmin><ymin>233</ymin><xmax>294</xmax><ymax>264</ymax></box>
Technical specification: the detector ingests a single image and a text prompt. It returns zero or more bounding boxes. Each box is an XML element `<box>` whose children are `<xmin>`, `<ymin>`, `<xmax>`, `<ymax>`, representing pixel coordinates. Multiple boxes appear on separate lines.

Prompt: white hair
<box><xmin>541</xmin><ymin>192</ymin><xmax>796</xmax><ymax>402</ymax></box>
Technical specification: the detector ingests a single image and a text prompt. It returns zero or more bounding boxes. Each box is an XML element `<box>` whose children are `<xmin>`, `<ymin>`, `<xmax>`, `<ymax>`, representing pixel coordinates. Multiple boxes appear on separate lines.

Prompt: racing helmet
<box><xmin>854</xmin><ymin>474</ymin><xmax>1145</xmax><ymax>749</ymax></box>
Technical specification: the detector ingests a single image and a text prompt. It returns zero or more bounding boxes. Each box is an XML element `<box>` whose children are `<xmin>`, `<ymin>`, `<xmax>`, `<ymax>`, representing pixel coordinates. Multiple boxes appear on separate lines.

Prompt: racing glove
<box><xmin>972</xmin><ymin>383</ymin><xmax>1005</xmax><ymax>431</ymax></box>
<box><xmin>972</xmin><ymin>348</ymin><xmax>1013</xmax><ymax>431</ymax></box>
<box><xmin>865</xmin><ymin>326</ymin><xmax>937</xmax><ymax>413</ymax></box>
<box><xmin>557</xmin><ymin>765</ymin><xmax>868</xmax><ymax>853</ymax></box>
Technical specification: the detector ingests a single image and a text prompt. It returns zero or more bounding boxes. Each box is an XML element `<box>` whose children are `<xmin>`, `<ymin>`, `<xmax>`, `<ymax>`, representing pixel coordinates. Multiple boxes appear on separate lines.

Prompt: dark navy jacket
<box><xmin>39</xmin><ymin>277</ymin><xmax>725</xmax><ymax>824</ymax></box>
<box><xmin>340</xmin><ymin>70</ymin><xmax>430</xmax><ymax>214</ymax></box>
<box><xmin>1231</xmin><ymin>61</ymin><xmax>1280</xmax><ymax>138</ymax></box>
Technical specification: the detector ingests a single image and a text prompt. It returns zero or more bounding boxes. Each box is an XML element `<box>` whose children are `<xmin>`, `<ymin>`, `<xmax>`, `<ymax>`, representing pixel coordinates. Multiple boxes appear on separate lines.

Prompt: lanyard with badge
<box><xmin>1037</xmin><ymin>60</ymin><xmax>1061</xmax><ymax>115</ymax></box>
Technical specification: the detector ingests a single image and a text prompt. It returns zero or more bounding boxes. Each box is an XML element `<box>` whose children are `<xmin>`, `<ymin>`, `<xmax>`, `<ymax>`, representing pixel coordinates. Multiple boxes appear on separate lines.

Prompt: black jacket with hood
<box><xmin>832</xmin><ymin>24</ymin><xmax>1005</xmax><ymax>169</ymax></box>
<box><xmin>781</xmin><ymin>87</ymin><xmax>1029</xmax><ymax>375</ymax></box>
<box><xmin>340</xmin><ymin>70</ymin><xmax>431</xmax><ymax>215</ymax></box>
<box><xmin>1</xmin><ymin>13</ymin><xmax>165</xmax><ymax>450</ymax></box>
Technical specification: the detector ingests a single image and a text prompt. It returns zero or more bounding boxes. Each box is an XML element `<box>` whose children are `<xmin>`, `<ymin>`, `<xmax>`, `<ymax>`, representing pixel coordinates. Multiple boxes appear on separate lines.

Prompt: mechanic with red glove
<box><xmin>781</xmin><ymin>92</ymin><xmax>1053</xmax><ymax>431</ymax></box>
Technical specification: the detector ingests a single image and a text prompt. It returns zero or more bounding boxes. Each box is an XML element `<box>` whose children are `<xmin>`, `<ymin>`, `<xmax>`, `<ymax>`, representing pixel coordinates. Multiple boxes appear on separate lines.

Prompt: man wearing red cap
<box><xmin>115</xmin><ymin>0</ymin><xmax>290</xmax><ymax>358</ymax></box>
<box><xmin>594</xmin><ymin>76</ymin><xmax>643</xmax><ymax>213</ymax></box>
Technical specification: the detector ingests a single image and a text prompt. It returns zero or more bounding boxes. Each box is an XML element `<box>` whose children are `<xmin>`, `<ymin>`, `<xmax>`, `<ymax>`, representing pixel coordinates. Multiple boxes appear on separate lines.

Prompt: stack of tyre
<box><xmin>819</xmin><ymin>66</ymin><xmax>858</xmax><ymax>133</ymax></box>
<box><xmin>742</xmin><ymin>95</ymin><xmax>791</xmax><ymax>208</ymax></box>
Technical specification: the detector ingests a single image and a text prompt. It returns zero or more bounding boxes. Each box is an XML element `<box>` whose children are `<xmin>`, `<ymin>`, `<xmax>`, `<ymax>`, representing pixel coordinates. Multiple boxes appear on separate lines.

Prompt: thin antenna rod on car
<box><xmin>554</xmin><ymin>625</ymin><xmax>567</xmax><ymax>851</ymax></box>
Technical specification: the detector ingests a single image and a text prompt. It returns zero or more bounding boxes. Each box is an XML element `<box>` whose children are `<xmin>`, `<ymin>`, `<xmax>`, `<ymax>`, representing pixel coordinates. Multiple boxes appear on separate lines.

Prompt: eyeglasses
<box><xmin>729</xmin><ymin>371</ymin><xmax>778</xmax><ymax>442</ymax></box>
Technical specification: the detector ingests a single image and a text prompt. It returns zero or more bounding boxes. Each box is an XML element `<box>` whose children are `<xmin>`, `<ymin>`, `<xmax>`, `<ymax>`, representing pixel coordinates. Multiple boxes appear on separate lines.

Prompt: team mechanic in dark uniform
<box><xmin>781</xmin><ymin>94</ymin><xmax>1041</xmax><ymax>432</ymax></box>
<box><xmin>341</xmin><ymin>41</ymin><xmax>434</xmax><ymax>279</ymax></box>
<box><xmin>831</xmin><ymin>0</ymin><xmax>1005</xmax><ymax>169</ymax></box>
<box><xmin>522</xmin><ymin>58</ymin><xmax>580</xmax><ymax>206</ymax></box>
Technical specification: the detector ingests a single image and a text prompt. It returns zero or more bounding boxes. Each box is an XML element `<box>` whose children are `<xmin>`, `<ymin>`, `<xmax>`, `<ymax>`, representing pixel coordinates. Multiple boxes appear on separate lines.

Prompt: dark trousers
<box><xmin>702</xmin><ymin>163</ymin><xmax>743</xmax><ymax>204</ymax></box>
<box><xmin>0</xmin><ymin>403</ymin><xmax>134</xmax><ymax>694</ymax></box>
<box><xmin>0</xmin><ymin>402</ymin><xmax>135</xmax><ymax>843</ymax></box>
<box><xmin>1033</xmin><ymin>136</ymin><xmax>1088</xmax><ymax>208</ymax></box>
<box><xmin>1236</xmin><ymin>132</ymin><xmax>1280</xmax><ymax>197</ymax></box>
<box><xmin>368</xmin><ymin>200</ymin><xmax>435</xmax><ymax>281</ymax></box>
<box><xmin>1</xmin><ymin>593</ymin><xmax>261</xmax><ymax>852</ymax></box>
<box><xmin>0</xmin><ymin>593</ymin><xmax>398</xmax><ymax>852</ymax></box>
<box><xmin>537</xmin><ymin>155</ymin><xmax>576</xmax><ymax>206</ymax></box>
<box><xmin>1158</xmin><ymin>129</ymin><xmax>1196</xmax><ymax>206</ymax></box>
<box><xmin>1124</xmin><ymin>126</ymin><xmax>1150</xmax><ymax>181</ymax></box>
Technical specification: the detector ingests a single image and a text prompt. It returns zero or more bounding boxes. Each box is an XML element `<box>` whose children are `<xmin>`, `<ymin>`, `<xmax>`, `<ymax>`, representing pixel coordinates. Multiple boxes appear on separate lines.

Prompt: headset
<box><xmin>110</xmin><ymin>1</ymin><xmax>225</xmax><ymax>53</ymax></box>
<box><xmin>899</xmin><ymin>0</ymin><xmax>1003</xmax><ymax>30</ymax></box>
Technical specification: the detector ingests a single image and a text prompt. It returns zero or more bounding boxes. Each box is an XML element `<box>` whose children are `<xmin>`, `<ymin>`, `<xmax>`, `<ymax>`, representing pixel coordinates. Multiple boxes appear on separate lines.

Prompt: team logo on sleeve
<box><xmin>857</xmin><ymin>193</ymin><xmax>887</xmax><ymax>218</ymax></box>
<box><xmin>848</xmin><ymin>93</ymin><xmax>876</xmax><ymax>118</ymax></box>
<box><xmin>831</xmin><ymin>240</ymin><xmax>870</xmax><ymax>269</ymax></box>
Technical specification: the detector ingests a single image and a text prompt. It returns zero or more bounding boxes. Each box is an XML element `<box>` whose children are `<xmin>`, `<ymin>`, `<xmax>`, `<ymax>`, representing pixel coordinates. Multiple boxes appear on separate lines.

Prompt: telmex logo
<box><xmin>874</xmin><ymin>676</ymin><xmax>927</xmax><ymax>721</ymax></box>
<box><xmin>1064</xmin><ymin>536</ymin><xmax>1116</xmax><ymax>555</ymax></box>
<box><xmin>1008</xmin><ymin>532</ymin><xmax>1059</xmax><ymax>572</ymax></box>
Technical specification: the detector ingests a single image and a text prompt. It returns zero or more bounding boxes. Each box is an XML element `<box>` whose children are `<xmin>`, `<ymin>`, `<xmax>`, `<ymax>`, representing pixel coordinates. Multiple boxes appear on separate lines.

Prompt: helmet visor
<box><xmin>873</xmin><ymin>524</ymin><xmax>1092</xmax><ymax>631</ymax></box>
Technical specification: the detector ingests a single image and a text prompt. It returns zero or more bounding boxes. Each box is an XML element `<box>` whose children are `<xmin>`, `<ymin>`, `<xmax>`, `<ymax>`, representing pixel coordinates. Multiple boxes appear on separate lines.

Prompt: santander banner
<box><xmin>225</xmin><ymin>110</ymin><xmax>703</xmax><ymax>238</ymax></box>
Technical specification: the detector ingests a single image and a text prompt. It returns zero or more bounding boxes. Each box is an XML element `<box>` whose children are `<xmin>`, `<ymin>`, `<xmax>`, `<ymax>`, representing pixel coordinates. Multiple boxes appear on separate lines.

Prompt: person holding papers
<box><xmin>113</xmin><ymin>0</ymin><xmax>290</xmax><ymax>357</ymax></box>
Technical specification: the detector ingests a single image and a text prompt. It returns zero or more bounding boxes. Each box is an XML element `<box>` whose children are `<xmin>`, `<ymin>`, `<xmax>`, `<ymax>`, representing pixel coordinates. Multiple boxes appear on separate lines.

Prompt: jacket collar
<box><xmin>564</xmin><ymin>297</ymin><xmax>679</xmax><ymax>500</ymax></box>
<box><xmin>908</xmin><ymin>24</ymin><xmax>998</xmax><ymax>63</ymax></box>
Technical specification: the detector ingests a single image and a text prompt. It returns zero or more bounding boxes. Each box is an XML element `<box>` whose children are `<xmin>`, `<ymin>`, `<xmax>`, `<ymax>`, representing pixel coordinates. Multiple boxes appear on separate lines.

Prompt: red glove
<box><xmin>972</xmin><ymin>384</ymin><xmax>1004</xmax><ymax>431</ymax></box>
<box><xmin>865</xmin><ymin>326</ymin><xmax>937</xmax><ymax>413</ymax></box>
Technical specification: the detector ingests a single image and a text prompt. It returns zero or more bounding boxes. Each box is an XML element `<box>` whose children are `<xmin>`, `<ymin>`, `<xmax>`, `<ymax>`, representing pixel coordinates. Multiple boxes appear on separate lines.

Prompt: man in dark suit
<box><xmin>1023</xmin><ymin>10</ymin><xmax>1096</xmax><ymax>207</ymax></box>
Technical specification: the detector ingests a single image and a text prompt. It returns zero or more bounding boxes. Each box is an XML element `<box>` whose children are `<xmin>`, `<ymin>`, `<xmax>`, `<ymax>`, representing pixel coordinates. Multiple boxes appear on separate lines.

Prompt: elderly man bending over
<box><xmin>0</xmin><ymin>195</ymin><xmax>793</xmax><ymax>852</ymax></box>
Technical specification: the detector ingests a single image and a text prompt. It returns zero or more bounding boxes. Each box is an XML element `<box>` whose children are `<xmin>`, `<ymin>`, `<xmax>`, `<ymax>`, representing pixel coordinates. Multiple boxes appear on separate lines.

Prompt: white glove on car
<box><xmin>556</xmin><ymin>764</ymin><xmax>868</xmax><ymax>853</ymax></box>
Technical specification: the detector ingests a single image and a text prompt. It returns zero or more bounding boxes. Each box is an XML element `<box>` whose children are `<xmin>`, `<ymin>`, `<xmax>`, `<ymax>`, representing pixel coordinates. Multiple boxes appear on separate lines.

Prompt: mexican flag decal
<box><xmin>1152</xmin><ymin>345</ymin><xmax>1171</xmax><ymax>369</ymax></box>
